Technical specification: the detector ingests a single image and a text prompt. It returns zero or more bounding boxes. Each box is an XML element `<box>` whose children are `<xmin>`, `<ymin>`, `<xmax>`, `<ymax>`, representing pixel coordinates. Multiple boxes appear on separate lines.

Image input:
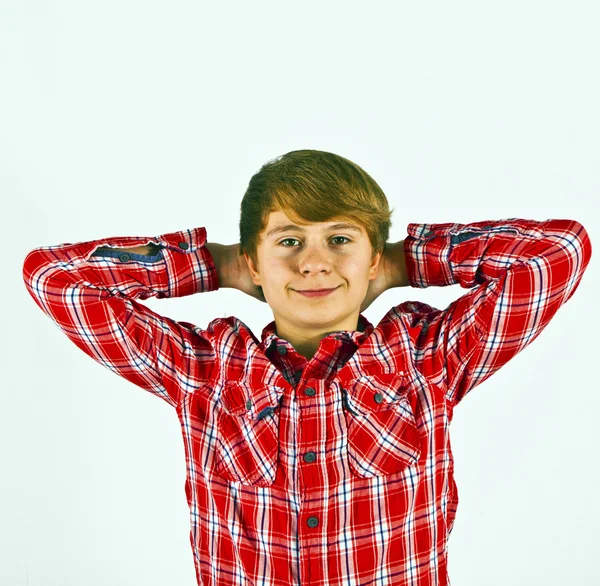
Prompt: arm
<box><xmin>383</xmin><ymin>239</ymin><xmax>410</xmax><ymax>288</ymax></box>
<box><xmin>398</xmin><ymin>218</ymin><xmax>592</xmax><ymax>408</ymax></box>
<box><xmin>92</xmin><ymin>241</ymin><xmax>238</xmax><ymax>287</ymax></box>
<box><xmin>22</xmin><ymin>228</ymin><xmax>227</xmax><ymax>408</ymax></box>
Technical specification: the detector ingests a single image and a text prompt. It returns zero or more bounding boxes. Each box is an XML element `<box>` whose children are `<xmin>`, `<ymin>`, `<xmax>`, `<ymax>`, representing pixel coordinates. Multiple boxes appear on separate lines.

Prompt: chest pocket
<box><xmin>215</xmin><ymin>381</ymin><xmax>284</xmax><ymax>486</ymax></box>
<box><xmin>340</xmin><ymin>372</ymin><xmax>421</xmax><ymax>478</ymax></box>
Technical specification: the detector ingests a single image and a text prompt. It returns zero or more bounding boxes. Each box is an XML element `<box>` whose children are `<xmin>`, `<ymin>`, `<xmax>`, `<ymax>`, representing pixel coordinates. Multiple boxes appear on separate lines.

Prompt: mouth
<box><xmin>294</xmin><ymin>286</ymin><xmax>339</xmax><ymax>298</ymax></box>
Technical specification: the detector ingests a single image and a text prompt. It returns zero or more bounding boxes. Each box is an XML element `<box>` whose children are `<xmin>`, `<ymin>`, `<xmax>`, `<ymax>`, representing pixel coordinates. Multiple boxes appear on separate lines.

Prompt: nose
<box><xmin>298</xmin><ymin>244</ymin><xmax>333</xmax><ymax>275</ymax></box>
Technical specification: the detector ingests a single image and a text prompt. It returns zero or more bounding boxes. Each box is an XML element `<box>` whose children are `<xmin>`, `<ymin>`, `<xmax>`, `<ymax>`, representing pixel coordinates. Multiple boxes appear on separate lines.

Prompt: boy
<box><xmin>22</xmin><ymin>149</ymin><xmax>592</xmax><ymax>586</ymax></box>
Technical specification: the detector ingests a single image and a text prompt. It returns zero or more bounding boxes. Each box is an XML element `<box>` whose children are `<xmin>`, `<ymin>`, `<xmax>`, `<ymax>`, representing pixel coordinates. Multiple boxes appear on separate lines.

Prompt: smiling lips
<box><xmin>295</xmin><ymin>287</ymin><xmax>338</xmax><ymax>297</ymax></box>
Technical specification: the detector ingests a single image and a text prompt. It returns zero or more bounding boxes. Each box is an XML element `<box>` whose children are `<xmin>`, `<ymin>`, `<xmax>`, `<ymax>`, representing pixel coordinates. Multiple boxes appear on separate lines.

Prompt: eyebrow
<box><xmin>266</xmin><ymin>223</ymin><xmax>363</xmax><ymax>238</ymax></box>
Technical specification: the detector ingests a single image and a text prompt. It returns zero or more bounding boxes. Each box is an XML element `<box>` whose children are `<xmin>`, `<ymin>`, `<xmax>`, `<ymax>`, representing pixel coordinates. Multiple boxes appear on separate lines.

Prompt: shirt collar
<box><xmin>259</xmin><ymin>314</ymin><xmax>375</xmax><ymax>355</ymax></box>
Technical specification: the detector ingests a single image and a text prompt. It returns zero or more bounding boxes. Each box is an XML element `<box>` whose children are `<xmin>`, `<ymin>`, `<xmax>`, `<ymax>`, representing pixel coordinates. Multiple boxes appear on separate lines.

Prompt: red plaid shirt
<box><xmin>22</xmin><ymin>218</ymin><xmax>592</xmax><ymax>586</ymax></box>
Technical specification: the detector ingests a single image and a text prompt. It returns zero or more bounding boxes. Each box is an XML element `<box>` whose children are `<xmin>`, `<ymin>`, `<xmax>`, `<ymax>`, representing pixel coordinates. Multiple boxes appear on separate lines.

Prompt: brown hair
<box><xmin>238</xmin><ymin>149</ymin><xmax>395</xmax><ymax>271</ymax></box>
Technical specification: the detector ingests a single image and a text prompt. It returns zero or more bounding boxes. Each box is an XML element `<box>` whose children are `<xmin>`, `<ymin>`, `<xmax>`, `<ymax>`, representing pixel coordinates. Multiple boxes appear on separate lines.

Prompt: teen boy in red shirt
<box><xmin>23</xmin><ymin>149</ymin><xmax>592</xmax><ymax>585</ymax></box>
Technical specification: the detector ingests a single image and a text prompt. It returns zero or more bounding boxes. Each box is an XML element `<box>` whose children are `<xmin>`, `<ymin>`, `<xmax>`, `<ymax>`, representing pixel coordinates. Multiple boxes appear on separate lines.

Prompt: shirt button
<box><xmin>178</xmin><ymin>241</ymin><xmax>189</xmax><ymax>250</ymax></box>
<box><xmin>277</xmin><ymin>346</ymin><xmax>287</xmax><ymax>355</ymax></box>
<box><xmin>118</xmin><ymin>253</ymin><xmax>131</xmax><ymax>263</ymax></box>
<box><xmin>304</xmin><ymin>451</ymin><xmax>316</xmax><ymax>463</ymax></box>
<box><xmin>246</xmin><ymin>399</ymin><xmax>252</xmax><ymax>410</ymax></box>
<box><xmin>307</xmin><ymin>516</ymin><xmax>319</xmax><ymax>528</ymax></box>
<box><xmin>304</xmin><ymin>387</ymin><xmax>316</xmax><ymax>396</ymax></box>
<box><xmin>374</xmin><ymin>393</ymin><xmax>383</xmax><ymax>404</ymax></box>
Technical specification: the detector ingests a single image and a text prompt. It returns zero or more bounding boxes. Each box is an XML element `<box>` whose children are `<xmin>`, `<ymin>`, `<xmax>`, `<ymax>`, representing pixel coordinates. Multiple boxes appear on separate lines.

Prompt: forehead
<box><xmin>262</xmin><ymin>210</ymin><xmax>365</xmax><ymax>236</ymax></box>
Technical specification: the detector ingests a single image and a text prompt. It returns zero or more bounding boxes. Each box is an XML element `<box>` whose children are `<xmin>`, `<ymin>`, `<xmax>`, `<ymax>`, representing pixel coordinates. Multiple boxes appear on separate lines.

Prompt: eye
<box><xmin>278</xmin><ymin>238</ymin><xmax>300</xmax><ymax>247</ymax></box>
<box><xmin>278</xmin><ymin>236</ymin><xmax>352</xmax><ymax>247</ymax></box>
<box><xmin>331</xmin><ymin>236</ymin><xmax>352</xmax><ymax>245</ymax></box>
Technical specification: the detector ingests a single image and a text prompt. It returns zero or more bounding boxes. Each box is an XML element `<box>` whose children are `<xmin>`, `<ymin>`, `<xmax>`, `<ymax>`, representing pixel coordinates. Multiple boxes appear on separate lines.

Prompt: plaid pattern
<box><xmin>22</xmin><ymin>218</ymin><xmax>592</xmax><ymax>585</ymax></box>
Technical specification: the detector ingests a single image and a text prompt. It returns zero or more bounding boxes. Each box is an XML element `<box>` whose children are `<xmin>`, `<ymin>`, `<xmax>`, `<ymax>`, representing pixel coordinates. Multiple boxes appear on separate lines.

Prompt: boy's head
<box><xmin>239</xmin><ymin>149</ymin><xmax>394</xmax><ymax>271</ymax></box>
<box><xmin>238</xmin><ymin>149</ymin><xmax>395</xmax><ymax>356</ymax></box>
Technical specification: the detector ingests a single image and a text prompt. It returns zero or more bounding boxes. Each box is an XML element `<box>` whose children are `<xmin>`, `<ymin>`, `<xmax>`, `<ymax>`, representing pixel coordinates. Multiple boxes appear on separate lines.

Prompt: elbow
<box><xmin>570</xmin><ymin>220</ymin><xmax>592</xmax><ymax>268</ymax></box>
<box><xmin>22</xmin><ymin>248</ymin><xmax>43</xmax><ymax>290</ymax></box>
<box><xmin>22</xmin><ymin>247</ymin><xmax>54</xmax><ymax>302</ymax></box>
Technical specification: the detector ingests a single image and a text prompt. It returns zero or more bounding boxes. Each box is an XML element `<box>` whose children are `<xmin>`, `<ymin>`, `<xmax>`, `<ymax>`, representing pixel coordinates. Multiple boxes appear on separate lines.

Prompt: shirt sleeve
<box><xmin>22</xmin><ymin>227</ymin><xmax>220</xmax><ymax>409</ymax></box>
<box><xmin>401</xmin><ymin>218</ymin><xmax>592</xmax><ymax>408</ymax></box>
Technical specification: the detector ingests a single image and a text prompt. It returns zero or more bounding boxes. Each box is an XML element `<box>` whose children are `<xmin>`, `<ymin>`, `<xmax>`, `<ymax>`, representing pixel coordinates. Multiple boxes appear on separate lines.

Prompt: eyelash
<box><xmin>277</xmin><ymin>236</ymin><xmax>353</xmax><ymax>247</ymax></box>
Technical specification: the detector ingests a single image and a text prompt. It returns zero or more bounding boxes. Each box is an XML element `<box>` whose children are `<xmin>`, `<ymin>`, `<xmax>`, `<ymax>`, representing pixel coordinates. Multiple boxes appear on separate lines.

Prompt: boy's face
<box><xmin>243</xmin><ymin>210</ymin><xmax>383</xmax><ymax>355</ymax></box>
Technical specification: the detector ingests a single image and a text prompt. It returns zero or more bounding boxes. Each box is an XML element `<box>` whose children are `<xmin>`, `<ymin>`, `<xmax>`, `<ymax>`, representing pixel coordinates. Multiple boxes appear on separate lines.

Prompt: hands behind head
<box><xmin>225</xmin><ymin>241</ymin><xmax>403</xmax><ymax>309</ymax></box>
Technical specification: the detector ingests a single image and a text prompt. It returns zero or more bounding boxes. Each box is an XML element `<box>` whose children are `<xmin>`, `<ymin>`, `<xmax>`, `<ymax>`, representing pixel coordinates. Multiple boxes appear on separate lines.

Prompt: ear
<box><xmin>243</xmin><ymin>252</ymin><xmax>262</xmax><ymax>286</ymax></box>
<box><xmin>368</xmin><ymin>249</ymin><xmax>384</xmax><ymax>279</ymax></box>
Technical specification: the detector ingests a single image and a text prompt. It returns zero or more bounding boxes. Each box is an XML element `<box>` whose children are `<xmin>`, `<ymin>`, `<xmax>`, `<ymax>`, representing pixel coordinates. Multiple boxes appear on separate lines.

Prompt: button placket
<box><xmin>302</xmin><ymin>387</ymin><xmax>317</xmax><ymax>464</ymax></box>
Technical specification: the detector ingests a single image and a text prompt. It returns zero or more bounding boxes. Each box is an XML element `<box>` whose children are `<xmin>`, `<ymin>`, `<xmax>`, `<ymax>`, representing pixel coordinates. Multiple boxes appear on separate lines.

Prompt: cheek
<box><xmin>270</xmin><ymin>257</ymin><xmax>292</xmax><ymax>271</ymax></box>
<box><xmin>261</xmin><ymin>259</ymin><xmax>289</xmax><ymax>284</ymax></box>
<box><xmin>342</xmin><ymin>258</ymin><xmax>368</xmax><ymax>275</ymax></box>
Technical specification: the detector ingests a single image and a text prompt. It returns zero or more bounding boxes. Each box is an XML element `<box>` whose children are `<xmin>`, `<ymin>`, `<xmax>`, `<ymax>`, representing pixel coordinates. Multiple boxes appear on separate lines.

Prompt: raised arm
<box><xmin>396</xmin><ymin>218</ymin><xmax>592</xmax><ymax>408</ymax></box>
<box><xmin>22</xmin><ymin>228</ymin><xmax>229</xmax><ymax>408</ymax></box>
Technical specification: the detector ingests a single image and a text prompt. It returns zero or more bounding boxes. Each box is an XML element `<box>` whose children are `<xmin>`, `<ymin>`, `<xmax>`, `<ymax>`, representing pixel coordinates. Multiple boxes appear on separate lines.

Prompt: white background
<box><xmin>2</xmin><ymin>1</ymin><xmax>598</xmax><ymax>585</ymax></box>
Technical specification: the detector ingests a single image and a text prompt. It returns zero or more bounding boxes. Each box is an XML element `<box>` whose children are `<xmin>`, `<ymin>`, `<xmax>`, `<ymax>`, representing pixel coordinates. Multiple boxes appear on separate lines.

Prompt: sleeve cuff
<box><xmin>404</xmin><ymin>222</ymin><xmax>458</xmax><ymax>288</ymax></box>
<box><xmin>86</xmin><ymin>226</ymin><xmax>219</xmax><ymax>298</ymax></box>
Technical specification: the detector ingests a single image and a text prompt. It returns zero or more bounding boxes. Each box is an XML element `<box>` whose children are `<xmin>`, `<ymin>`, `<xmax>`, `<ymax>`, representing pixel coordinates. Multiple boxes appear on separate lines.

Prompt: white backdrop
<box><xmin>2</xmin><ymin>1</ymin><xmax>598</xmax><ymax>585</ymax></box>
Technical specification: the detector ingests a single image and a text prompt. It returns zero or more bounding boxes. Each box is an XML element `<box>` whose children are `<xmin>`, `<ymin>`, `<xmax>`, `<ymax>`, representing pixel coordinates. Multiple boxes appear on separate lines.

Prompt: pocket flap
<box><xmin>340</xmin><ymin>371</ymin><xmax>421</xmax><ymax>478</ymax></box>
<box><xmin>221</xmin><ymin>381</ymin><xmax>284</xmax><ymax>419</ymax></box>
<box><xmin>341</xmin><ymin>372</ymin><xmax>411</xmax><ymax>417</ymax></box>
